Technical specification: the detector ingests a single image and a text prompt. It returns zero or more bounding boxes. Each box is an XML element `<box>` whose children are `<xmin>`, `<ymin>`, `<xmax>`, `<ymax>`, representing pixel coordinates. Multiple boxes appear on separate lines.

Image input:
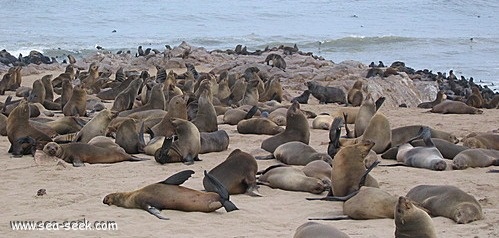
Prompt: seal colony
<box><xmin>0</xmin><ymin>42</ymin><xmax>498</xmax><ymax>237</ymax></box>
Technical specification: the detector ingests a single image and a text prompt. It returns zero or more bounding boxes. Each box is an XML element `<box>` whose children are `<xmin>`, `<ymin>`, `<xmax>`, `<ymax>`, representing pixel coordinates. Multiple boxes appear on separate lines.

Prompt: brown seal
<box><xmin>261</xmin><ymin>101</ymin><xmax>310</xmax><ymax>153</ymax></box>
<box><xmin>347</xmin><ymin>80</ymin><xmax>364</xmax><ymax>106</ymax></box>
<box><xmin>395</xmin><ymin>196</ymin><xmax>437</xmax><ymax>238</ymax></box>
<box><xmin>466</xmin><ymin>86</ymin><xmax>484</xmax><ymax>108</ymax></box>
<box><xmin>74</xmin><ymin>109</ymin><xmax>115</xmax><ymax>143</ymax></box>
<box><xmin>293</xmin><ymin>222</ymin><xmax>350</xmax><ymax>238</ymax></box>
<box><xmin>395</xmin><ymin>127</ymin><xmax>447</xmax><ymax>171</ymax></box>
<box><xmin>302</xmin><ymin>160</ymin><xmax>332</xmax><ymax>188</ymax></box>
<box><xmin>268</xmin><ymin>107</ymin><xmax>287</xmax><ymax>126</ymax></box>
<box><xmin>115</xmin><ymin>118</ymin><xmax>144</xmax><ymax>154</ymax></box>
<box><xmin>27</xmin><ymin>79</ymin><xmax>46</xmax><ymax>104</ymax></box>
<box><xmin>42</xmin><ymin>141</ymin><xmax>147</xmax><ymax>167</ymax></box>
<box><xmin>103</xmin><ymin>170</ymin><xmax>238</xmax><ymax>219</ymax></box>
<box><xmin>222</xmin><ymin>105</ymin><xmax>259</xmax><ymax>125</ymax></box>
<box><xmin>354</xmin><ymin>93</ymin><xmax>376</xmax><ymax>137</ymax></box>
<box><xmin>59</xmin><ymin>78</ymin><xmax>73</xmax><ymax>109</ymax></box>
<box><xmin>343</xmin><ymin>187</ymin><xmax>398</xmax><ymax>219</ymax></box>
<box><xmin>331</xmin><ymin>139</ymin><xmax>379</xmax><ymax>197</ymax></box>
<box><xmin>417</xmin><ymin>90</ymin><xmax>446</xmax><ymax>108</ymax></box>
<box><xmin>238</xmin><ymin>79</ymin><xmax>260</xmax><ymax>106</ymax></box>
<box><xmin>264</xmin><ymin>53</ymin><xmax>286</xmax><ymax>71</ymax></box>
<box><xmin>390</xmin><ymin>125</ymin><xmax>458</xmax><ymax>147</ymax></box>
<box><xmin>191</xmin><ymin>80</ymin><xmax>218</xmax><ymax>132</ymax></box>
<box><xmin>259</xmin><ymin>78</ymin><xmax>284</xmax><ymax>103</ymax></box>
<box><xmin>237</xmin><ymin>117</ymin><xmax>284</xmax><ymax>135</ymax></box>
<box><xmin>257</xmin><ymin>165</ymin><xmax>329</xmax><ymax>194</ymax></box>
<box><xmin>359</xmin><ymin>112</ymin><xmax>391</xmax><ymax>154</ymax></box>
<box><xmin>265</xmin><ymin>141</ymin><xmax>333</xmax><ymax>166</ymax></box>
<box><xmin>306</xmin><ymin>81</ymin><xmax>347</xmax><ymax>104</ymax></box>
<box><xmin>118</xmin><ymin>83</ymin><xmax>165</xmax><ymax>117</ymax></box>
<box><xmin>154</xmin><ymin>118</ymin><xmax>201</xmax><ymax>165</ymax></box>
<box><xmin>406</xmin><ymin>185</ymin><xmax>483</xmax><ymax>224</ymax></box>
<box><xmin>204</xmin><ymin>149</ymin><xmax>260</xmax><ymax>196</ymax></box>
<box><xmin>6</xmin><ymin>100</ymin><xmax>52</xmax><ymax>156</ymax></box>
<box><xmin>62</xmin><ymin>85</ymin><xmax>87</xmax><ymax>117</ymax></box>
<box><xmin>452</xmin><ymin>148</ymin><xmax>499</xmax><ymax>170</ymax></box>
<box><xmin>462</xmin><ymin>132</ymin><xmax>499</xmax><ymax>150</ymax></box>
<box><xmin>430</xmin><ymin>100</ymin><xmax>483</xmax><ymax>114</ymax></box>
<box><xmin>110</xmin><ymin>77</ymin><xmax>143</xmax><ymax>113</ymax></box>
<box><xmin>199</xmin><ymin>130</ymin><xmax>230</xmax><ymax>154</ymax></box>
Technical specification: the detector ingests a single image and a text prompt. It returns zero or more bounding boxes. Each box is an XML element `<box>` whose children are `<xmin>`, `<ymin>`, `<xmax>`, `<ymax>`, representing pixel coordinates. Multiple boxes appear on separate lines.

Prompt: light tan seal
<box><xmin>312</xmin><ymin>114</ymin><xmax>334</xmax><ymax>130</ymax></box>
<box><xmin>191</xmin><ymin>80</ymin><xmax>218</xmax><ymax>132</ymax></box>
<box><xmin>74</xmin><ymin>109</ymin><xmax>115</xmax><ymax>143</ymax></box>
<box><xmin>204</xmin><ymin>149</ymin><xmax>260</xmax><ymax>196</ymax></box>
<box><xmin>430</xmin><ymin>100</ymin><xmax>483</xmax><ymax>114</ymax></box>
<box><xmin>6</xmin><ymin>100</ymin><xmax>52</xmax><ymax>156</ymax></box>
<box><xmin>347</xmin><ymin>80</ymin><xmax>364</xmax><ymax>107</ymax></box>
<box><xmin>331</xmin><ymin>139</ymin><xmax>379</xmax><ymax>197</ymax></box>
<box><xmin>406</xmin><ymin>185</ymin><xmax>483</xmax><ymax>224</ymax></box>
<box><xmin>62</xmin><ymin>85</ymin><xmax>87</xmax><ymax>117</ymax></box>
<box><xmin>293</xmin><ymin>222</ymin><xmax>350</xmax><ymax>238</ymax></box>
<box><xmin>394</xmin><ymin>196</ymin><xmax>437</xmax><ymax>238</ymax></box>
<box><xmin>417</xmin><ymin>90</ymin><xmax>446</xmax><ymax>108</ymax></box>
<box><xmin>258</xmin><ymin>141</ymin><xmax>332</xmax><ymax>166</ymax></box>
<box><xmin>110</xmin><ymin>77</ymin><xmax>143</xmax><ymax>113</ymax></box>
<box><xmin>261</xmin><ymin>101</ymin><xmax>310</xmax><ymax>153</ymax></box>
<box><xmin>354</xmin><ymin>93</ymin><xmax>376</xmax><ymax>137</ymax></box>
<box><xmin>118</xmin><ymin>83</ymin><xmax>165</xmax><ymax>117</ymax></box>
<box><xmin>103</xmin><ymin>170</ymin><xmax>238</xmax><ymax>219</ymax></box>
<box><xmin>462</xmin><ymin>132</ymin><xmax>499</xmax><ymax>150</ymax></box>
<box><xmin>42</xmin><ymin>141</ymin><xmax>147</xmax><ymax>167</ymax></box>
<box><xmin>257</xmin><ymin>165</ymin><xmax>329</xmax><ymax>194</ymax></box>
<box><xmin>154</xmin><ymin>118</ymin><xmax>201</xmax><ymax>165</ymax></box>
<box><xmin>452</xmin><ymin>148</ymin><xmax>499</xmax><ymax>169</ymax></box>
<box><xmin>390</xmin><ymin>125</ymin><xmax>458</xmax><ymax>147</ymax></box>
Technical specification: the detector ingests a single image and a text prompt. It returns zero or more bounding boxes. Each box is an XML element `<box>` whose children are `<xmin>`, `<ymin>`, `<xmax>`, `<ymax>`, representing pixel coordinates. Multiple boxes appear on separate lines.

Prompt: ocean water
<box><xmin>1</xmin><ymin>0</ymin><xmax>498</xmax><ymax>91</ymax></box>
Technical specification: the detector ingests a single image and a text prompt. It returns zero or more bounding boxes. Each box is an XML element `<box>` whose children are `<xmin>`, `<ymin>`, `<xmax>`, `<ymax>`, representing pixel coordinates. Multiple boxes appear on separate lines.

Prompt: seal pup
<box><xmin>354</xmin><ymin>93</ymin><xmax>376</xmax><ymax>137</ymax></box>
<box><xmin>292</xmin><ymin>90</ymin><xmax>311</xmax><ymax>104</ymax></box>
<box><xmin>306</xmin><ymin>81</ymin><xmax>346</xmax><ymax>104</ymax></box>
<box><xmin>257</xmin><ymin>165</ymin><xmax>329</xmax><ymax>194</ymax></box>
<box><xmin>237</xmin><ymin>117</ymin><xmax>284</xmax><ymax>135</ymax></box>
<box><xmin>347</xmin><ymin>80</ymin><xmax>364</xmax><ymax>107</ymax></box>
<box><xmin>417</xmin><ymin>90</ymin><xmax>446</xmax><ymax>108</ymax></box>
<box><xmin>257</xmin><ymin>141</ymin><xmax>332</xmax><ymax>166</ymax></box>
<box><xmin>394</xmin><ymin>196</ymin><xmax>437</xmax><ymax>238</ymax></box>
<box><xmin>395</xmin><ymin>127</ymin><xmax>447</xmax><ymax>171</ymax></box>
<box><xmin>42</xmin><ymin>141</ymin><xmax>147</xmax><ymax>167</ymax></box>
<box><xmin>6</xmin><ymin>100</ymin><xmax>52</xmax><ymax>156</ymax></box>
<box><xmin>264</xmin><ymin>53</ymin><xmax>286</xmax><ymax>71</ymax></box>
<box><xmin>406</xmin><ymin>185</ymin><xmax>483</xmax><ymax>224</ymax></box>
<box><xmin>293</xmin><ymin>222</ymin><xmax>350</xmax><ymax>238</ymax></box>
<box><xmin>430</xmin><ymin>100</ymin><xmax>483</xmax><ymax>114</ymax></box>
<box><xmin>261</xmin><ymin>101</ymin><xmax>310</xmax><ymax>153</ymax></box>
<box><xmin>452</xmin><ymin>148</ymin><xmax>499</xmax><ymax>170</ymax></box>
<box><xmin>462</xmin><ymin>132</ymin><xmax>499</xmax><ymax>150</ymax></box>
<box><xmin>204</xmin><ymin>149</ymin><xmax>260</xmax><ymax>196</ymax></box>
<box><xmin>154</xmin><ymin>118</ymin><xmax>201</xmax><ymax>165</ymax></box>
<box><xmin>103</xmin><ymin>170</ymin><xmax>238</xmax><ymax>220</ymax></box>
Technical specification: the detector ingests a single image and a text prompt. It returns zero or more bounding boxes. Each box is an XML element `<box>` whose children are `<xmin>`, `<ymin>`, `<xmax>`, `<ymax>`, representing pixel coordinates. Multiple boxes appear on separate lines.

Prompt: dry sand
<box><xmin>1</xmin><ymin>69</ymin><xmax>498</xmax><ymax>238</ymax></box>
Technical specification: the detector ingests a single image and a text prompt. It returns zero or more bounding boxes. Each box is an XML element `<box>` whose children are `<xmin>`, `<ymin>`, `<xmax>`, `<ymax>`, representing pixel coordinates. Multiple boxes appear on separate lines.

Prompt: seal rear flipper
<box><xmin>306</xmin><ymin>190</ymin><xmax>359</xmax><ymax>202</ymax></box>
<box><xmin>128</xmin><ymin>156</ymin><xmax>149</xmax><ymax>162</ymax></box>
<box><xmin>159</xmin><ymin>170</ymin><xmax>195</xmax><ymax>185</ymax></box>
<box><xmin>244</xmin><ymin>105</ymin><xmax>258</xmax><ymax>119</ymax></box>
<box><xmin>72</xmin><ymin>158</ymin><xmax>85</xmax><ymax>167</ymax></box>
<box><xmin>256</xmin><ymin>164</ymin><xmax>288</xmax><ymax>175</ymax></box>
<box><xmin>203</xmin><ymin>170</ymin><xmax>238</xmax><ymax>212</ymax></box>
<box><xmin>245</xmin><ymin>185</ymin><xmax>263</xmax><ymax>197</ymax></box>
<box><xmin>145</xmin><ymin>205</ymin><xmax>169</xmax><ymax>220</ymax></box>
<box><xmin>375</xmin><ymin>96</ymin><xmax>386</xmax><ymax>111</ymax></box>
<box><xmin>358</xmin><ymin>160</ymin><xmax>380</xmax><ymax>187</ymax></box>
<box><xmin>308</xmin><ymin>215</ymin><xmax>351</xmax><ymax>221</ymax></box>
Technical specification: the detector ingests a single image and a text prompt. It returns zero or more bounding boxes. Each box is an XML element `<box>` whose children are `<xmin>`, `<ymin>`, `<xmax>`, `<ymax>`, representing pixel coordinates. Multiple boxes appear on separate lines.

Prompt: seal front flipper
<box><xmin>159</xmin><ymin>170</ymin><xmax>195</xmax><ymax>185</ymax></box>
<box><xmin>72</xmin><ymin>158</ymin><xmax>85</xmax><ymax>167</ymax></box>
<box><xmin>358</xmin><ymin>160</ymin><xmax>380</xmax><ymax>187</ymax></box>
<box><xmin>146</xmin><ymin>205</ymin><xmax>169</xmax><ymax>220</ymax></box>
<box><xmin>244</xmin><ymin>105</ymin><xmax>258</xmax><ymax>119</ymax></box>
<box><xmin>127</xmin><ymin>156</ymin><xmax>150</xmax><ymax>162</ymax></box>
<box><xmin>203</xmin><ymin>170</ymin><xmax>238</xmax><ymax>212</ymax></box>
<box><xmin>308</xmin><ymin>215</ymin><xmax>350</xmax><ymax>221</ymax></box>
<box><xmin>154</xmin><ymin>135</ymin><xmax>174</xmax><ymax>164</ymax></box>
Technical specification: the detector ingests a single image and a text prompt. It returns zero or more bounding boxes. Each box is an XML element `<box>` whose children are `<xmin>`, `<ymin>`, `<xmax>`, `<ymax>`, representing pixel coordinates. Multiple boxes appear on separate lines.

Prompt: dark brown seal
<box><xmin>103</xmin><ymin>170</ymin><xmax>238</xmax><ymax>219</ymax></box>
<box><xmin>306</xmin><ymin>81</ymin><xmax>346</xmax><ymax>104</ymax></box>
<box><xmin>154</xmin><ymin>118</ymin><xmax>201</xmax><ymax>165</ymax></box>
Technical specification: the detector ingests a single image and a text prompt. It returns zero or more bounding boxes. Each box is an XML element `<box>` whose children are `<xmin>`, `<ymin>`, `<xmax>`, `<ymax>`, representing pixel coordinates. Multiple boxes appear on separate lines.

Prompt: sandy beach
<box><xmin>1</xmin><ymin>49</ymin><xmax>498</xmax><ymax>238</ymax></box>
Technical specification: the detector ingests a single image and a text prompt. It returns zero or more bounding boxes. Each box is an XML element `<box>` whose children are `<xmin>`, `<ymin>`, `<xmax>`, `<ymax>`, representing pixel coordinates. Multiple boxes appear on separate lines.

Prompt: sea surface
<box><xmin>1</xmin><ymin>0</ymin><xmax>498</xmax><ymax>91</ymax></box>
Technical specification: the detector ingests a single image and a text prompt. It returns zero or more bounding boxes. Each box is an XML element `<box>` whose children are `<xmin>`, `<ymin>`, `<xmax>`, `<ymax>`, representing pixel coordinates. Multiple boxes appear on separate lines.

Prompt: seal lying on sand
<box><xmin>430</xmin><ymin>100</ymin><xmax>483</xmax><ymax>114</ymax></box>
<box><xmin>406</xmin><ymin>185</ymin><xmax>483</xmax><ymax>224</ymax></box>
<box><xmin>257</xmin><ymin>165</ymin><xmax>329</xmax><ymax>194</ymax></box>
<box><xmin>293</xmin><ymin>222</ymin><xmax>350</xmax><ymax>238</ymax></box>
<box><xmin>452</xmin><ymin>148</ymin><xmax>499</xmax><ymax>170</ymax></box>
<box><xmin>395</xmin><ymin>196</ymin><xmax>437</xmax><ymax>238</ymax></box>
<box><xmin>103</xmin><ymin>170</ymin><xmax>238</xmax><ymax>220</ymax></box>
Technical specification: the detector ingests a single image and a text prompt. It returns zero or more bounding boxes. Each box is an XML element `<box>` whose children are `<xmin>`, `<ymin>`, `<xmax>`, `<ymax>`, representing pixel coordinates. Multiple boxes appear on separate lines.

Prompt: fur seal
<box><xmin>103</xmin><ymin>170</ymin><xmax>238</xmax><ymax>220</ymax></box>
<box><xmin>343</xmin><ymin>187</ymin><xmax>398</xmax><ymax>219</ymax></box>
<box><xmin>383</xmin><ymin>138</ymin><xmax>467</xmax><ymax>160</ymax></box>
<box><xmin>191</xmin><ymin>80</ymin><xmax>218</xmax><ymax>132</ymax></box>
<box><xmin>111</xmin><ymin>77</ymin><xmax>143</xmax><ymax>113</ymax></box>
<box><xmin>293</xmin><ymin>222</ymin><xmax>350</xmax><ymax>238</ymax></box>
<box><xmin>264</xmin><ymin>53</ymin><xmax>286</xmax><ymax>71</ymax></box>
<box><xmin>259</xmin><ymin>78</ymin><xmax>284</xmax><ymax>103</ymax></box>
<box><xmin>462</xmin><ymin>132</ymin><xmax>499</xmax><ymax>150</ymax></box>
<box><xmin>406</xmin><ymin>185</ymin><xmax>483</xmax><ymax>224</ymax></box>
<box><xmin>6</xmin><ymin>100</ymin><xmax>52</xmax><ymax>156</ymax></box>
<box><xmin>199</xmin><ymin>130</ymin><xmax>230</xmax><ymax>154</ymax></box>
<box><xmin>115</xmin><ymin>118</ymin><xmax>144</xmax><ymax>154</ymax></box>
<box><xmin>302</xmin><ymin>160</ymin><xmax>332</xmax><ymax>188</ymax></box>
<box><xmin>259</xmin><ymin>141</ymin><xmax>332</xmax><ymax>166</ymax></box>
<box><xmin>222</xmin><ymin>106</ymin><xmax>258</xmax><ymax>125</ymax></box>
<box><xmin>358</xmin><ymin>112</ymin><xmax>391</xmax><ymax>154</ymax></box>
<box><xmin>42</xmin><ymin>141</ymin><xmax>147</xmax><ymax>167</ymax></box>
<box><xmin>62</xmin><ymin>86</ymin><xmax>87</xmax><ymax>117</ymax></box>
<box><xmin>466</xmin><ymin>86</ymin><xmax>484</xmax><ymax>108</ymax></box>
<box><xmin>74</xmin><ymin>109</ymin><xmax>115</xmax><ymax>143</ymax></box>
<box><xmin>154</xmin><ymin>118</ymin><xmax>201</xmax><ymax>165</ymax></box>
<box><xmin>148</xmin><ymin>95</ymin><xmax>188</xmax><ymax>137</ymax></box>
<box><xmin>390</xmin><ymin>125</ymin><xmax>458</xmax><ymax>147</ymax></box>
<box><xmin>257</xmin><ymin>165</ymin><xmax>329</xmax><ymax>194</ymax></box>
<box><xmin>292</xmin><ymin>90</ymin><xmax>311</xmax><ymax>104</ymax></box>
<box><xmin>261</xmin><ymin>101</ymin><xmax>310</xmax><ymax>153</ymax></box>
<box><xmin>331</xmin><ymin>139</ymin><xmax>379</xmax><ymax>197</ymax></box>
<box><xmin>312</xmin><ymin>114</ymin><xmax>334</xmax><ymax>130</ymax></box>
<box><xmin>430</xmin><ymin>100</ymin><xmax>483</xmax><ymax>114</ymax></box>
<box><xmin>237</xmin><ymin>118</ymin><xmax>284</xmax><ymax>135</ymax></box>
<box><xmin>452</xmin><ymin>148</ymin><xmax>499</xmax><ymax>169</ymax></box>
<box><xmin>306</xmin><ymin>81</ymin><xmax>346</xmax><ymax>104</ymax></box>
<box><xmin>394</xmin><ymin>196</ymin><xmax>437</xmax><ymax>238</ymax></box>
<box><xmin>347</xmin><ymin>80</ymin><xmax>364</xmax><ymax>106</ymax></box>
<box><xmin>118</xmin><ymin>83</ymin><xmax>165</xmax><ymax>117</ymax></box>
<box><xmin>395</xmin><ymin>127</ymin><xmax>447</xmax><ymax>171</ymax></box>
<box><xmin>354</xmin><ymin>93</ymin><xmax>376</xmax><ymax>137</ymax></box>
<box><xmin>204</xmin><ymin>149</ymin><xmax>260</xmax><ymax>196</ymax></box>
<box><xmin>417</xmin><ymin>90</ymin><xmax>446</xmax><ymax>108</ymax></box>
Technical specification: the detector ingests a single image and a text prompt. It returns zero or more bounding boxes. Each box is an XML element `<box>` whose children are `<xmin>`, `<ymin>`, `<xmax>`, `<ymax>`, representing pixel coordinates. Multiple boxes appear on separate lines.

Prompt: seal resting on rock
<box><xmin>103</xmin><ymin>170</ymin><xmax>238</xmax><ymax>220</ymax></box>
<box><xmin>306</xmin><ymin>81</ymin><xmax>346</xmax><ymax>104</ymax></box>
